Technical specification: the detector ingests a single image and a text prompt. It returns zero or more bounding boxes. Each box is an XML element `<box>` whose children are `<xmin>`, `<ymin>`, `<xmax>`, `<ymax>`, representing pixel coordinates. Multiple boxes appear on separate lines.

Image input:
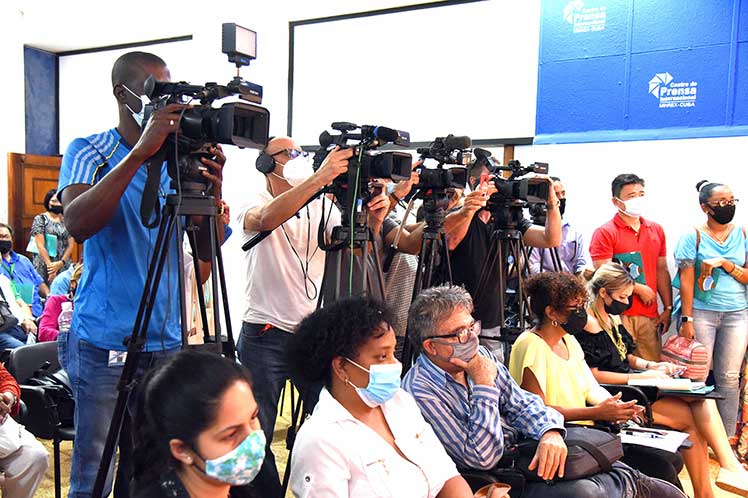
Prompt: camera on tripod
<box><xmin>414</xmin><ymin>134</ymin><xmax>472</xmax><ymax>190</ymax></box>
<box><xmin>142</xmin><ymin>23</ymin><xmax>270</xmax><ymax>191</ymax></box>
<box><xmin>312</xmin><ymin>122</ymin><xmax>413</xmax><ymax>205</ymax></box>
<box><xmin>487</xmin><ymin>159</ymin><xmax>550</xmax><ymax>205</ymax></box>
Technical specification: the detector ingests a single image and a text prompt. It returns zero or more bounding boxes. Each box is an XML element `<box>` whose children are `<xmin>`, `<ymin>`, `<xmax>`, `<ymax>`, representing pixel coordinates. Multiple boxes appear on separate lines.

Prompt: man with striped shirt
<box><xmin>403</xmin><ymin>286</ymin><xmax>681</xmax><ymax>498</ymax></box>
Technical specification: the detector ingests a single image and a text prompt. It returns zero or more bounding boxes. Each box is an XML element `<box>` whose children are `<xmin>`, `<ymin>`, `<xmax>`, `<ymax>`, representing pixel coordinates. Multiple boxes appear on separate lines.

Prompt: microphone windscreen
<box><xmin>444</xmin><ymin>135</ymin><xmax>472</xmax><ymax>150</ymax></box>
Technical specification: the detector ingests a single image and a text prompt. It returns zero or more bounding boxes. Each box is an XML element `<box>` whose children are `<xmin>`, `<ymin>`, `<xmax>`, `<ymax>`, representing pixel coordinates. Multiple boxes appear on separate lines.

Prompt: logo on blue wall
<box><xmin>648</xmin><ymin>72</ymin><xmax>698</xmax><ymax>108</ymax></box>
<box><xmin>563</xmin><ymin>0</ymin><xmax>607</xmax><ymax>33</ymax></box>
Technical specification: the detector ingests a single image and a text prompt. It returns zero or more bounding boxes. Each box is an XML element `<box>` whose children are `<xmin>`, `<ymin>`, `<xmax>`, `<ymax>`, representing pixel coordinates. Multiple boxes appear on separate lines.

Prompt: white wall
<box><xmin>0</xmin><ymin>4</ymin><xmax>26</xmax><ymax>223</ymax></box>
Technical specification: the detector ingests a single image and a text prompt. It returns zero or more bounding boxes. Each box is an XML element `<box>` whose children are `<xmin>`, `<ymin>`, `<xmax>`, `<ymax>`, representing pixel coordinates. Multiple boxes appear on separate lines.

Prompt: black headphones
<box><xmin>255</xmin><ymin>136</ymin><xmax>277</xmax><ymax>174</ymax></box>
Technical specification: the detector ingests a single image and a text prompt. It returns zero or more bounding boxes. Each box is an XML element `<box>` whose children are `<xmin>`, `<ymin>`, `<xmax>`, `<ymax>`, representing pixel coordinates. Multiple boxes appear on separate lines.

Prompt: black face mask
<box><xmin>709</xmin><ymin>204</ymin><xmax>735</xmax><ymax>225</ymax></box>
<box><xmin>48</xmin><ymin>205</ymin><xmax>64</xmax><ymax>215</ymax></box>
<box><xmin>559</xmin><ymin>198</ymin><xmax>566</xmax><ymax>217</ymax></box>
<box><xmin>0</xmin><ymin>241</ymin><xmax>11</xmax><ymax>254</ymax></box>
<box><xmin>561</xmin><ymin>307</ymin><xmax>588</xmax><ymax>333</ymax></box>
<box><xmin>603</xmin><ymin>295</ymin><xmax>632</xmax><ymax>316</ymax></box>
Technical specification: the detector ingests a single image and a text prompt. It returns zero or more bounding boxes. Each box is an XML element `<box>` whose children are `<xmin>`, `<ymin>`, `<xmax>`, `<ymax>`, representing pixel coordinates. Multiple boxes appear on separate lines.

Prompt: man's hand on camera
<box><xmin>313</xmin><ymin>146</ymin><xmax>353</xmax><ymax>187</ymax></box>
<box><xmin>391</xmin><ymin>160</ymin><xmax>422</xmax><ymax>200</ymax></box>
<box><xmin>200</xmin><ymin>144</ymin><xmax>225</xmax><ymax>197</ymax></box>
<box><xmin>132</xmin><ymin>103</ymin><xmax>190</xmax><ymax>162</ymax></box>
<box><xmin>366</xmin><ymin>190</ymin><xmax>390</xmax><ymax>228</ymax></box>
<box><xmin>460</xmin><ymin>190</ymin><xmax>490</xmax><ymax>218</ymax></box>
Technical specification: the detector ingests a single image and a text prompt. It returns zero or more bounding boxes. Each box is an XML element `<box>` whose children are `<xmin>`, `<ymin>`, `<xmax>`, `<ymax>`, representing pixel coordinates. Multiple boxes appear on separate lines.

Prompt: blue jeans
<box><xmin>693</xmin><ymin>307</ymin><xmax>748</xmax><ymax>435</ymax></box>
<box><xmin>0</xmin><ymin>325</ymin><xmax>28</xmax><ymax>351</ymax></box>
<box><xmin>63</xmin><ymin>328</ymin><xmax>177</xmax><ymax>498</ymax></box>
<box><xmin>237</xmin><ymin>322</ymin><xmax>321</xmax><ymax>498</ymax></box>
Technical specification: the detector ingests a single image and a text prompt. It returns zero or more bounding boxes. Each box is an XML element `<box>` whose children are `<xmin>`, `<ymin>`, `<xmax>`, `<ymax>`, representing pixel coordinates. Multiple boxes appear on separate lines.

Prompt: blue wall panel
<box><xmin>24</xmin><ymin>47</ymin><xmax>58</xmax><ymax>156</ymax></box>
<box><xmin>540</xmin><ymin>0</ymin><xmax>629</xmax><ymax>61</ymax></box>
<box><xmin>536</xmin><ymin>0</ymin><xmax>745</xmax><ymax>144</ymax></box>
<box><xmin>536</xmin><ymin>56</ymin><xmax>627</xmax><ymax>134</ymax></box>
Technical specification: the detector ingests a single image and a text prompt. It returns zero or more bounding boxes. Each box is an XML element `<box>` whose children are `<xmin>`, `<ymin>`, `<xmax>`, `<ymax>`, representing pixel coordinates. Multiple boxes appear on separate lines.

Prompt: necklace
<box><xmin>703</xmin><ymin>224</ymin><xmax>731</xmax><ymax>244</ymax></box>
<box><xmin>591</xmin><ymin>305</ymin><xmax>627</xmax><ymax>361</ymax></box>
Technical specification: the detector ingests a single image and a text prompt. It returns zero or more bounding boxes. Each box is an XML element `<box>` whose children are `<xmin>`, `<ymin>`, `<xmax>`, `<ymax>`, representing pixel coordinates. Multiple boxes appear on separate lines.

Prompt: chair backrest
<box><xmin>5</xmin><ymin>342</ymin><xmax>60</xmax><ymax>384</ymax></box>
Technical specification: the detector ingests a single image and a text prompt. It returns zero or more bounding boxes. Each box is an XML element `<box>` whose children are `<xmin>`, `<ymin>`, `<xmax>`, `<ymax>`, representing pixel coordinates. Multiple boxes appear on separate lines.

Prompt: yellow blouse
<box><xmin>509</xmin><ymin>331</ymin><xmax>594</xmax><ymax>411</ymax></box>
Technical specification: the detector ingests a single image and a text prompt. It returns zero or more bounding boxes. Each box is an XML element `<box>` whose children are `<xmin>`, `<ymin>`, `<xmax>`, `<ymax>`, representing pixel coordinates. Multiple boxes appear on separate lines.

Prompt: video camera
<box><xmin>414</xmin><ymin>134</ymin><xmax>472</xmax><ymax>190</ymax></box>
<box><xmin>312</xmin><ymin>122</ymin><xmax>412</xmax><ymax>209</ymax></box>
<box><xmin>142</xmin><ymin>23</ymin><xmax>270</xmax><ymax>191</ymax></box>
<box><xmin>485</xmin><ymin>158</ymin><xmax>550</xmax><ymax>205</ymax></box>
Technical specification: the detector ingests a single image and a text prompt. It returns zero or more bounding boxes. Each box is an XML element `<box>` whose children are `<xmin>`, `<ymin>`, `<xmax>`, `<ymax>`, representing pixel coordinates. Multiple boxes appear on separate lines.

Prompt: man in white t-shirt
<box><xmin>236</xmin><ymin>136</ymin><xmax>390</xmax><ymax>496</ymax></box>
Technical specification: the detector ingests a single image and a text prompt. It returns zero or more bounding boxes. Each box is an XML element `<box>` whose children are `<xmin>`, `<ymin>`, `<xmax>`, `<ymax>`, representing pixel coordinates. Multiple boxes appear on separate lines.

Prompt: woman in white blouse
<box><xmin>287</xmin><ymin>297</ymin><xmax>492</xmax><ymax>498</ymax></box>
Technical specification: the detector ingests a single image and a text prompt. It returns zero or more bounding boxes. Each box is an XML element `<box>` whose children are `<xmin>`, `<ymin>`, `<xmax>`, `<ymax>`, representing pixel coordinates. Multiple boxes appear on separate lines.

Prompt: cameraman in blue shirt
<box><xmin>58</xmin><ymin>51</ymin><xmax>224</xmax><ymax>498</ymax></box>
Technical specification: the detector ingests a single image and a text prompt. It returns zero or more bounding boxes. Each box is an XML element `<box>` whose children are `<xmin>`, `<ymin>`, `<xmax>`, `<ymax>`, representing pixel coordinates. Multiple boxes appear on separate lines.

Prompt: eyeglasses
<box><xmin>707</xmin><ymin>199</ymin><xmax>739</xmax><ymax>208</ymax></box>
<box><xmin>564</xmin><ymin>304</ymin><xmax>586</xmax><ymax>315</ymax></box>
<box><xmin>426</xmin><ymin>320</ymin><xmax>481</xmax><ymax>344</ymax></box>
<box><xmin>271</xmin><ymin>148</ymin><xmax>308</xmax><ymax>160</ymax></box>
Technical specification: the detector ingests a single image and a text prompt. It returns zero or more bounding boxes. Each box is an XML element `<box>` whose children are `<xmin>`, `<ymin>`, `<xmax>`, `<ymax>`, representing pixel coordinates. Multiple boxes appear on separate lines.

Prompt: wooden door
<box><xmin>6</xmin><ymin>152</ymin><xmax>80</xmax><ymax>261</ymax></box>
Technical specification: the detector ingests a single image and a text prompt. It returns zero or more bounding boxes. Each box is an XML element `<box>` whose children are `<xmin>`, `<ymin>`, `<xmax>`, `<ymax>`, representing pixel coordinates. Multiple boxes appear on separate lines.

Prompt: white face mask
<box><xmin>617</xmin><ymin>195</ymin><xmax>645</xmax><ymax>217</ymax></box>
<box><xmin>279</xmin><ymin>155</ymin><xmax>314</xmax><ymax>187</ymax></box>
<box><xmin>122</xmin><ymin>84</ymin><xmax>150</xmax><ymax>127</ymax></box>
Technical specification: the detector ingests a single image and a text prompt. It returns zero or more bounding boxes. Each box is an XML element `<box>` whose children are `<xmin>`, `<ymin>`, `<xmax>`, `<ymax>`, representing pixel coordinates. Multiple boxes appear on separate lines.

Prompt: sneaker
<box><xmin>716</xmin><ymin>468</ymin><xmax>748</xmax><ymax>497</ymax></box>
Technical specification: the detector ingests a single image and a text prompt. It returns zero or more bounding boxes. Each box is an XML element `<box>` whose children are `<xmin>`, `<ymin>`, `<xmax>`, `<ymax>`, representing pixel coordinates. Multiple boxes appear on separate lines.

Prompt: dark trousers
<box><xmin>621</xmin><ymin>444</ymin><xmax>684</xmax><ymax>489</ymax></box>
<box><xmin>237</xmin><ymin>322</ymin><xmax>321</xmax><ymax>498</ymax></box>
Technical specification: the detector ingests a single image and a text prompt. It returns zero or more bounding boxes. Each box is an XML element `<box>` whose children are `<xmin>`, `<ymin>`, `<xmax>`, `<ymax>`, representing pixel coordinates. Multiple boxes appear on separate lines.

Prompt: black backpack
<box><xmin>26</xmin><ymin>361</ymin><xmax>75</xmax><ymax>427</ymax></box>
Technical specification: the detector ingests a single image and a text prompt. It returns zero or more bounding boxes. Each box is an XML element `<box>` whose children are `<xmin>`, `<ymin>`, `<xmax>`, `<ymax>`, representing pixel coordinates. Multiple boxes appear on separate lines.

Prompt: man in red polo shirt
<box><xmin>589</xmin><ymin>173</ymin><xmax>673</xmax><ymax>361</ymax></box>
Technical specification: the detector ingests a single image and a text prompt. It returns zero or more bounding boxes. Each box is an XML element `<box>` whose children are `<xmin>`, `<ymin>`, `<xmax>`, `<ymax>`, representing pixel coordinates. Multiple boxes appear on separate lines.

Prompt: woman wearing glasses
<box><xmin>674</xmin><ymin>180</ymin><xmax>748</xmax><ymax>453</ymax></box>
<box><xmin>508</xmin><ymin>272</ymin><xmax>685</xmax><ymax>488</ymax></box>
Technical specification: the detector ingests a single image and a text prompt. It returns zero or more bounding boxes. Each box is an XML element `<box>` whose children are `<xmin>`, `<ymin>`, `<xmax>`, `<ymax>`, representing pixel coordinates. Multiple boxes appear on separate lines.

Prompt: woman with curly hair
<box><xmin>286</xmin><ymin>296</ymin><xmax>489</xmax><ymax>498</ymax></box>
<box><xmin>509</xmin><ymin>272</ymin><xmax>685</xmax><ymax>491</ymax></box>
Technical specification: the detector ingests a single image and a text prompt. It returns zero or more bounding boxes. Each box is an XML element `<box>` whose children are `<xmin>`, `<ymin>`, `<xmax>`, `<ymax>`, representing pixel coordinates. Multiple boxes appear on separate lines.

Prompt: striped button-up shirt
<box><xmin>402</xmin><ymin>347</ymin><xmax>565</xmax><ymax>471</ymax></box>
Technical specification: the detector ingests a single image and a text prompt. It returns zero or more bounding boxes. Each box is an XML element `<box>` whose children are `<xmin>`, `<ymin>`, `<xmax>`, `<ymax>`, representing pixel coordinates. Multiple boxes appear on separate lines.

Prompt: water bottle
<box><xmin>58</xmin><ymin>301</ymin><xmax>73</xmax><ymax>333</ymax></box>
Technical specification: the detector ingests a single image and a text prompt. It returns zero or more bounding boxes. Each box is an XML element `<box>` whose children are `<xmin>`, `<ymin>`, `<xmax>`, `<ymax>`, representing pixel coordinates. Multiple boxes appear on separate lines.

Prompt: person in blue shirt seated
<box><xmin>57</xmin><ymin>51</ymin><xmax>225</xmax><ymax>498</ymax></box>
<box><xmin>403</xmin><ymin>285</ymin><xmax>685</xmax><ymax>498</ymax></box>
<box><xmin>49</xmin><ymin>262</ymin><xmax>78</xmax><ymax>296</ymax></box>
<box><xmin>0</xmin><ymin>223</ymin><xmax>48</xmax><ymax>317</ymax></box>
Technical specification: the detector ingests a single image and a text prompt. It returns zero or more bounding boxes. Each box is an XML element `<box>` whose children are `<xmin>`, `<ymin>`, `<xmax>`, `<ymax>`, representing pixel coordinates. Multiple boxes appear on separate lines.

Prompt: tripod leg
<box><xmin>213</xmin><ymin>223</ymin><xmax>236</xmax><ymax>360</ymax></box>
<box><xmin>92</xmin><ymin>211</ymin><xmax>177</xmax><ymax>498</ymax></box>
<box><xmin>368</xmin><ymin>229</ymin><xmax>386</xmax><ymax>300</ymax></box>
<box><xmin>441</xmin><ymin>231</ymin><xmax>453</xmax><ymax>284</ymax></box>
<box><xmin>176</xmin><ymin>217</ymin><xmax>190</xmax><ymax>346</ymax></box>
<box><xmin>186</xmin><ymin>228</ymin><xmax>211</xmax><ymax>344</ymax></box>
<box><xmin>208</xmin><ymin>215</ymin><xmax>222</xmax><ymax>344</ymax></box>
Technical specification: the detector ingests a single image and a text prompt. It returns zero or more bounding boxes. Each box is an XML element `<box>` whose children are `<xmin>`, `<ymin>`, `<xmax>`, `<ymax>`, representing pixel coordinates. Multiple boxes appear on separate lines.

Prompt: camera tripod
<box><xmin>530</xmin><ymin>246</ymin><xmax>563</xmax><ymax>272</ymax></box>
<box><xmin>474</xmin><ymin>203</ymin><xmax>534</xmax><ymax>363</ymax></box>
<box><xmin>400</xmin><ymin>189</ymin><xmax>453</xmax><ymax>370</ymax></box>
<box><xmin>92</xmin><ymin>186</ymin><xmax>235</xmax><ymax>498</ymax></box>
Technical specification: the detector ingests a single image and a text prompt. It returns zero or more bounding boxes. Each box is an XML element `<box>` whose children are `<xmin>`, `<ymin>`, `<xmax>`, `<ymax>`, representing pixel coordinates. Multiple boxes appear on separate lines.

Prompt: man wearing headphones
<box><xmin>237</xmin><ymin>136</ymin><xmax>390</xmax><ymax>496</ymax></box>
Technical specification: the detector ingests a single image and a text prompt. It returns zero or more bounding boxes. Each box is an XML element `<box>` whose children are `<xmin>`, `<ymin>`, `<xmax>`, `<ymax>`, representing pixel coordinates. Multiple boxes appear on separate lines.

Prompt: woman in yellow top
<box><xmin>508</xmin><ymin>272</ymin><xmax>684</xmax><ymax>489</ymax></box>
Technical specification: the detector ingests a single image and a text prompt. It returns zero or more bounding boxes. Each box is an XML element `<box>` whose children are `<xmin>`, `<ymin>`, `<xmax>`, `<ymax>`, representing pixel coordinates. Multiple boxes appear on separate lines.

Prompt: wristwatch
<box><xmin>680</xmin><ymin>316</ymin><xmax>694</xmax><ymax>324</ymax></box>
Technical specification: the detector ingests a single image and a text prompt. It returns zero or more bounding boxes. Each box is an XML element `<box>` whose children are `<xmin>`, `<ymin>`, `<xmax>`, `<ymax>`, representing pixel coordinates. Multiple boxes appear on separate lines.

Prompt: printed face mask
<box><xmin>122</xmin><ymin>84</ymin><xmax>150</xmax><ymax>127</ymax></box>
<box><xmin>345</xmin><ymin>358</ymin><xmax>402</xmax><ymax>407</ymax></box>
<box><xmin>617</xmin><ymin>196</ymin><xmax>645</xmax><ymax>217</ymax></box>
<box><xmin>195</xmin><ymin>429</ymin><xmax>266</xmax><ymax>486</ymax></box>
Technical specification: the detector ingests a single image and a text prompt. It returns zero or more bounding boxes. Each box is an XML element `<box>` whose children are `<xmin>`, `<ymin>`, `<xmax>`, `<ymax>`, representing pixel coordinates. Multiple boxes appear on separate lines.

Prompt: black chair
<box><xmin>6</xmin><ymin>342</ymin><xmax>75</xmax><ymax>498</ymax></box>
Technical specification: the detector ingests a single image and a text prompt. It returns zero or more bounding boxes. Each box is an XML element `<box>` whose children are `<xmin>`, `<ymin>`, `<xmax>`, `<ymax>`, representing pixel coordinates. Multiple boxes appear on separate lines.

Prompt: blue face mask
<box><xmin>196</xmin><ymin>429</ymin><xmax>266</xmax><ymax>486</ymax></box>
<box><xmin>345</xmin><ymin>358</ymin><xmax>402</xmax><ymax>407</ymax></box>
<box><xmin>122</xmin><ymin>84</ymin><xmax>150</xmax><ymax>127</ymax></box>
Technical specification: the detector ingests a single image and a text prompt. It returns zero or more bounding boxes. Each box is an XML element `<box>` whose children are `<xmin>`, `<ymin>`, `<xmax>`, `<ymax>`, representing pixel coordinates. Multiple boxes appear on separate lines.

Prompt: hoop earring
<box><xmin>551</xmin><ymin>320</ymin><xmax>559</xmax><ymax>327</ymax></box>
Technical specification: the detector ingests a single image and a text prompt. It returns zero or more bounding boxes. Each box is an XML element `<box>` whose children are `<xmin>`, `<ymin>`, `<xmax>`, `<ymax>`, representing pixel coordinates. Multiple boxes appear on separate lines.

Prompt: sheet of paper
<box><xmin>619</xmin><ymin>429</ymin><xmax>689</xmax><ymax>453</ymax></box>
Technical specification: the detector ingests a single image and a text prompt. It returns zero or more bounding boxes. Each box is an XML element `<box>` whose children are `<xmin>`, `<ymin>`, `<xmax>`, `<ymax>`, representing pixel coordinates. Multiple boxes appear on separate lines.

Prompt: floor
<box><xmin>35</xmin><ymin>386</ymin><xmax>738</xmax><ymax>498</ymax></box>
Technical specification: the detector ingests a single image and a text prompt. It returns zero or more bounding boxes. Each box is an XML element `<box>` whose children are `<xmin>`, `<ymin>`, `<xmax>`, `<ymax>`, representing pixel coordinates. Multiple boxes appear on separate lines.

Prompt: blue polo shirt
<box><xmin>58</xmin><ymin>128</ymin><xmax>180</xmax><ymax>352</ymax></box>
<box><xmin>0</xmin><ymin>251</ymin><xmax>43</xmax><ymax>316</ymax></box>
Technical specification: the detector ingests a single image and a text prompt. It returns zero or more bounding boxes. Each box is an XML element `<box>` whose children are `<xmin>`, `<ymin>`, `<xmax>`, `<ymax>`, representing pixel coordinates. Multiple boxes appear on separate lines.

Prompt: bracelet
<box><xmin>546</xmin><ymin>200</ymin><xmax>560</xmax><ymax>209</ymax></box>
<box><xmin>664</xmin><ymin>305</ymin><xmax>673</xmax><ymax>311</ymax></box>
<box><xmin>217</xmin><ymin>203</ymin><xmax>225</xmax><ymax>217</ymax></box>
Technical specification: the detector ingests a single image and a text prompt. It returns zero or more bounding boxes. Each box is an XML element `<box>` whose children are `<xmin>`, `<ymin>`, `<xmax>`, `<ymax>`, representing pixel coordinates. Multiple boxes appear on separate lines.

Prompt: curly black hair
<box><xmin>524</xmin><ymin>272</ymin><xmax>588</xmax><ymax>322</ymax></box>
<box><xmin>286</xmin><ymin>297</ymin><xmax>396</xmax><ymax>388</ymax></box>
